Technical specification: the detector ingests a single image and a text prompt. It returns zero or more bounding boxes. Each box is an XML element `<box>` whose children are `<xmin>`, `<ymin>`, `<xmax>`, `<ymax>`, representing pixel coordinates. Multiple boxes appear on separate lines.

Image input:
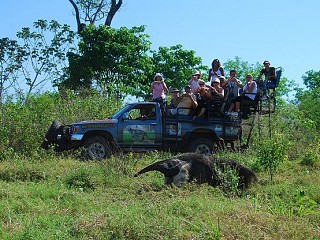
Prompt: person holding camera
<box><xmin>222</xmin><ymin>70</ymin><xmax>243</xmax><ymax>100</ymax></box>
<box><xmin>196</xmin><ymin>78</ymin><xmax>225</xmax><ymax>118</ymax></box>
<box><xmin>170</xmin><ymin>85</ymin><xmax>198</xmax><ymax>116</ymax></box>
<box><xmin>228</xmin><ymin>74</ymin><xmax>257</xmax><ymax>113</ymax></box>
<box><xmin>150</xmin><ymin>73</ymin><xmax>168</xmax><ymax>104</ymax></box>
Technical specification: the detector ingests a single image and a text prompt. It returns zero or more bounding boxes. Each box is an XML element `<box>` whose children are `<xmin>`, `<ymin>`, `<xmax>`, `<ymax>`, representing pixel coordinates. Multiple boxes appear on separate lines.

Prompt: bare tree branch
<box><xmin>68</xmin><ymin>0</ymin><xmax>82</xmax><ymax>33</ymax></box>
<box><xmin>92</xmin><ymin>0</ymin><xmax>105</xmax><ymax>23</ymax></box>
<box><xmin>105</xmin><ymin>0</ymin><xmax>123</xmax><ymax>26</ymax></box>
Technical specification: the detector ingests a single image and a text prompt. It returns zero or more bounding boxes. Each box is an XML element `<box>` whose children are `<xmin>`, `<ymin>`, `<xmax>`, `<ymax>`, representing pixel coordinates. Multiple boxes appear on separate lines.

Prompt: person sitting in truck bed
<box><xmin>170</xmin><ymin>85</ymin><xmax>198</xmax><ymax>115</ymax></box>
<box><xmin>196</xmin><ymin>78</ymin><xmax>225</xmax><ymax>118</ymax></box>
<box><xmin>169</xmin><ymin>88</ymin><xmax>181</xmax><ymax>108</ymax></box>
<box><xmin>228</xmin><ymin>74</ymin><xmax>257</xmax><ymax>113</ymax></box>
<box><xmin>194</xmin><ymin>80</ymin><xmax>212</xmax><ymax>115</ymax></box>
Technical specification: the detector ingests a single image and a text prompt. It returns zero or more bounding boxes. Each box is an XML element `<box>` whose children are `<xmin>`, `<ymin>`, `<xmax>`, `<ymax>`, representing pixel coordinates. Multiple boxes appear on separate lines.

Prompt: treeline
<box><xmin>0</xmin><ymin>17</ymin><xmax>319</xmax><ymax>160</ymax></box>
<box><xmin>1</xmin><ymin>18</ymin><xmax>319</xmax><ymax>129</ymax></box>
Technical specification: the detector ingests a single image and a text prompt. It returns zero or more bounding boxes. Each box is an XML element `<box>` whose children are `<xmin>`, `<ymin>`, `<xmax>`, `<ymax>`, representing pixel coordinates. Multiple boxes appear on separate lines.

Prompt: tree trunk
<box><xmin>105</xmin><ymin>0</ymin><xmax>123</xmax><ymax>26</ymax></box>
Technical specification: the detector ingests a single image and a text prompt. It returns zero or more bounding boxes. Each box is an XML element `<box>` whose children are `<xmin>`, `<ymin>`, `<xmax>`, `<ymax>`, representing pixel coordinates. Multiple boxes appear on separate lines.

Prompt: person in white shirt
<box><xmin>188</xmin><ymin>70</ymin><xmax>203</xmax><ymax>94</ymax></box>
<box><xmin>228</xmin><ymin>74</ymin><xmax>257</xmax><ymax>112</ymax></box>
<box><xmin>208</xmin><ymin>59</ymin><xmax>225</xmax><ymax>85</ymax></box>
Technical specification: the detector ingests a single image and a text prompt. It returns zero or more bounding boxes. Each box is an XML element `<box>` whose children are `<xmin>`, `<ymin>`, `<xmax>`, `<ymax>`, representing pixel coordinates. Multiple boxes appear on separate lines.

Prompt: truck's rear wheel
<box><xmin>189</xmin><ymin>138</ymin><xmax>213</xmax><ymax>155</ymax></box>
<box><xmin>83</xmin><ymin>136</ymin><xmax>111</xmax><ymax>161</ymax></box>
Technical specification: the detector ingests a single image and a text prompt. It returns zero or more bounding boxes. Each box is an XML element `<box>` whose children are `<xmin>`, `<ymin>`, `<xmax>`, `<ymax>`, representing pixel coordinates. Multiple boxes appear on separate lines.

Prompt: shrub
<box><xmin>66</xmin><ymin>168</ymin><xmax>95</xmax><ymax>191</ymax></box>
<box><xmin>300</xmin><ymin>146</ymin><xmax>320</xmax><ymax>167</ymax></box>
<box><xmin>256</xmin><ymin>133</ymin><xmax>288</xmax><ymax>182</ymax></box>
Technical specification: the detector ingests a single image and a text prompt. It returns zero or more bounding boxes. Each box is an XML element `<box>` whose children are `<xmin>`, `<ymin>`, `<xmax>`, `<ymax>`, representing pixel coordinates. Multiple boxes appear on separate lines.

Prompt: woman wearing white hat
<box><xmin>150</xmin><ymin>73</ymin><xmax>168</xmax><ymax>103</ymax></box>
<box><xmin>188</xmin><ymin>70</ymin><xmax>203</xmax><ymax>94</ymax></box>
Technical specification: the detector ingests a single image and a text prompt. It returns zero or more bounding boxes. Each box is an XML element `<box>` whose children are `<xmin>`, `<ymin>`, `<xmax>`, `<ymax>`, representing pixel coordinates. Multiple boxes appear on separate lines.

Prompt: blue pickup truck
<box><xmin>41</xmin><ymin>102</ymin><xmax>242</xmax><ymax>160</ymax></box>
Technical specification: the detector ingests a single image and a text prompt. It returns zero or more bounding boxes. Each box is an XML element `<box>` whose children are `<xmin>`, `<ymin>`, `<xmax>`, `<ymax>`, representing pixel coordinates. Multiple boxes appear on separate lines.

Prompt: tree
<box><xmin>150</xmin><ymin>45</ymin><xmax>207</xmax><ymax>94</ymax></box>
<box><xmin>0</xmin><ymin>38</ymin><xmax>26</xmax><ymax>103</ymax></box>
<box><xmin>223</xmin><ymin>56</ymin><xmax>261</xmax><ymax>80</ymax></box>
<box><xmin>60</xmin><ymin>25</ymin><xmax>152</xmax><ymax>97</ymax></box>
<box><xmin>68</xmin><ymin>0</ymin><xmax>123</xmax><ymax>32</ymax></box>
<box><xmin>16</xmin><ymin>20</ymin><xmax>77</xmax><ymax>102</ymax></box>
<box><xmin>295</xmin><ymin>70</ymin><xmax>320</xmax><ymax>129</ymax></box>
<box><xmin>302</xmin><ymin>70</ymin><xmax>320</xmax><ymax>90</ymax></box>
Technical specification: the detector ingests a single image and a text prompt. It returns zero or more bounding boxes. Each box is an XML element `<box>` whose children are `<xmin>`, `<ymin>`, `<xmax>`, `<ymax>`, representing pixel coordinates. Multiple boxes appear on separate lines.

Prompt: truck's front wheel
<box><xmin>83</xmin><ymin>136</ymin><xmax>111</xmax><ymax>161</ymax></box>
<box><xmin>189</xmin><ymin>138</ymin><xmax>213</xmax><ymax>155</ymax></box>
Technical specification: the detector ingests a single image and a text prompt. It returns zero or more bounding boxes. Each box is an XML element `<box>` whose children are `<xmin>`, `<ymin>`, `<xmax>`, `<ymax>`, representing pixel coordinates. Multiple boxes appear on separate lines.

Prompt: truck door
<box><xmin>118</xmin><ymin>104</ymin><xmax>162</xmax><ymax>147</ymax></box>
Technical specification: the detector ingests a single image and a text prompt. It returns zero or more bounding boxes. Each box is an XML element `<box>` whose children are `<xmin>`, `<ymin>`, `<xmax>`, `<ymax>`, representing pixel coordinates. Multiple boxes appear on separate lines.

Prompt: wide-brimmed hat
<box><xmin>198</xmin><ymin>80</ymin><xmax>205</xmax><ymax>85</ymax></box>
<box><xmin>171</xmin><ymin>88</ymin><xmax>180</xmax><ymax>93</ymax></box>
<box><xmin>154</xmin><ymin>73</ymin><xmax>163</xmax><ymax>80</ymax></box>
<box><xmin>192</xmin><ymin>70</ymin><xmax>201</xmax><ymax>76</ymax></box>
<box><xmin>212</xmin><ymin>78</ymin><xmax>220</xmax><ymax>83</ymax></box>
<box><xmin>184</xmin><ymin>85</ymin><xmax>191</xmax><ymax>90</ymax></box>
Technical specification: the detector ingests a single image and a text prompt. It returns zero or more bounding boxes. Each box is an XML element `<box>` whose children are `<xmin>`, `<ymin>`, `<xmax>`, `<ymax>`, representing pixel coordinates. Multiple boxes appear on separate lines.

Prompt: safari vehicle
<box><xmin>41</xmin><ymin>102</ymin><xmax>243</xmax><ymax>160</ymax></box>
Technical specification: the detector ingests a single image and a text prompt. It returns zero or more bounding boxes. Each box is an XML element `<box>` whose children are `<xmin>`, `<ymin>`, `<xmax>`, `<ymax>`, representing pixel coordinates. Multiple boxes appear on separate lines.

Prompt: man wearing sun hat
<box><xmin>170</xmin><ymin>85</ymin><xmax>198</xmax><ymax>115</ymax></box>
<box><xmin>169</xmin><ymin>88</ymin><xmax>181</xmax><ymax>108</ymax></box>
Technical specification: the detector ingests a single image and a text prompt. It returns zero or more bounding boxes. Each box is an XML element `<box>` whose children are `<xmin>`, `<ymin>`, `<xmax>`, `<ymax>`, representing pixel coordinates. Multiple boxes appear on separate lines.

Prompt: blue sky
<box><xmin>2</xmin><ymin>0</ymin><xmax>320</xmax><ymax>90</ymax></box>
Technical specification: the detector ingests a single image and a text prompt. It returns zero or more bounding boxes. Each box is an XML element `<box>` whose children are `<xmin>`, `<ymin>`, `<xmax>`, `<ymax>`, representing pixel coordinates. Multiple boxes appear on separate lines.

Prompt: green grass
<box><xmin>0</xmin><ymin>150</ymin><xmax>319</xmax><ymax>239</ymax></box>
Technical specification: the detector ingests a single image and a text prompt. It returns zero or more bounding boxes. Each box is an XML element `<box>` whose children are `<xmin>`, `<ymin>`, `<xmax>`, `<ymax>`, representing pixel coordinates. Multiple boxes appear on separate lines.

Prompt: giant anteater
<box><xmin>134</xmin><ymin>153</ymin><xmax>257</xmax><ymax>189</ymax></box>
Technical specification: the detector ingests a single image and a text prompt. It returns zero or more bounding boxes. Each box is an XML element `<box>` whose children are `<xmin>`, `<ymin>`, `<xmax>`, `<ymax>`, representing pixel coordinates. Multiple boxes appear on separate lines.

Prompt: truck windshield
<box><xmin>111</xmin><ymin>105</ymin><xmax>132</xmax><ymax>119</ymax></box>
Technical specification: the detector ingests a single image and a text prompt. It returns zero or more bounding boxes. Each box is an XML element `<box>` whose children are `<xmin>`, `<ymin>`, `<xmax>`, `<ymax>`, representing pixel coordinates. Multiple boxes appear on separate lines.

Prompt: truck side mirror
<box><xmin>122</xmin><ymin>112</ymin><xmax>130</xmax><ymax>121</ymax></box>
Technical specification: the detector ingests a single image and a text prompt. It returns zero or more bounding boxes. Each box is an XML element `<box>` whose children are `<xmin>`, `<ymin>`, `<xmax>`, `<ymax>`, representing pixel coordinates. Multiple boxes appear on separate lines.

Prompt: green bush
<box><xmin>256</xmin><ymin>133</ymin><xmax>289</xmax><ymax>182</ymax></box>
<box><xmin>0</xmin><ymin>91</ymin><xmax>122</xmax><ymax>156</ymax></box>
<box><xmin>66</xmin><ymin>168</ymin><xmax>95</xmax><ymax>191</ymax></box>
<box><xmin>300</xmin><ymin>146</ymin><xmax>320</xmax><ymax>167</ymax></box>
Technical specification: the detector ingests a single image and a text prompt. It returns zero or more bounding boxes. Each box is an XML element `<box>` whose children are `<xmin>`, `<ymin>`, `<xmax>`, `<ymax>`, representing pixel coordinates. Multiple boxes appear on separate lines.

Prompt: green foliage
<box><xmin>271</xmin><ymin>104</ymin><xmax>319</xmax><ymax>160</ymax></box>
<box><xmin>0</xmin><ymin>37</ymin><xmax>26</xmax><ymax>102</ymax></box>
<box><xmin>223</xmin><ymin>56</ymin><xmax>261</xmax><ymax>80</ymax></box>
<box><xmin>214</xmin><ymin>164</ymin><xmax>240</xmax><ymax>197</ymax></box>
<box><xmin>300</xmin><ymin>147</ymin><xmax>320</xmax><ymax>167</ymax></box>
<box><xmin>294</xmin><ymin>70</ymin><xmax>320</xmax><ymax>129</ymax></box>
<box><xmin>150</xmin><ymin>44</ymin><xmax>207</xmax><ymax>95</ymax></box>
<box><xmin>66</xmin><ymin>168</ymin><xmax>95</xmax><ymax>191</ymax></box>
<box><xmin>62</xmin><ymin>25</ymin><xmax>152</xmax><ymax>97</ymax></box>
<box><xmin>256</xmin><ymin>133</ymin><xmax>289</xmax><ymax>182</ymax></box>
<box><xmin>0</xmin><ymin>152</ymin><xmax>319</xmax><ymax>239</ymax></box>
<box><xmin>302</xmin><ymin>69</ymin><xmax>320</xmax><ymax>90</ymax></box>
<box><xmin>0</xmin><ymin>91</ymin><xmax>121</xmax><ymax>157</ymax></box>
<box><xmin>296</xmin><ymin>87</ymin><xmax>320</xmax><ymax>129</ymax></box>
<box><xmin>16</xmin><ymin>19</ymin><xmax>77</xmax><ymax>101</ymax></box>
<box><xmin>61</xmin><ymin>25</ymin><xmax>207</xmax><ymax>100</ymax></box>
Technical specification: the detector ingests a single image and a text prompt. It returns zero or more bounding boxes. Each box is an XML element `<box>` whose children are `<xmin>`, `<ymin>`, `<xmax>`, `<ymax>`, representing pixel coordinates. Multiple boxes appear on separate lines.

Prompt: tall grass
<box><xmin>0</xmin><ymin>152</ymin><xmax>319</xmax><ymax>239</ymax></box>
<box><xmin>0</xmin><ymin>93</ymin><xmax>319</xmax><ymax>239</ymax></box>
<box><xmin>0</xmin><ymin>91</ymin><xmax>121</xmax><ymax>158</ymax></box>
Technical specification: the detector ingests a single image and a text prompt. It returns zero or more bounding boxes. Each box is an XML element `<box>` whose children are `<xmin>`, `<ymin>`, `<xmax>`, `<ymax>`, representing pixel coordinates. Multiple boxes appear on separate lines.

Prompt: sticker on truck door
<box><xmin>124</xmin><ymin>125</ymin><xmax>155</xmax><ymax>144</ymax></box>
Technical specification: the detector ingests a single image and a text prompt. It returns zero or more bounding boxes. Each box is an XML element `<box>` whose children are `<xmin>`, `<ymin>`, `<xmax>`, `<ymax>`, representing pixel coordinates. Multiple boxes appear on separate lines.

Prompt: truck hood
<box><xmin>76</xmin><ymin>119</ymin><xmax>118</xmax><ymax>124</ymax></box>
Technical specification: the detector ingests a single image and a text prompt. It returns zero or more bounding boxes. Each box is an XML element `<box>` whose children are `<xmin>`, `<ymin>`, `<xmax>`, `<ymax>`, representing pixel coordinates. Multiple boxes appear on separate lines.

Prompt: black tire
<box><xmin>45</xmin><ymin>120</ymin><xmax>62</xmax><ymax>143</ymax></box>
<box><xmin>41</xmin><ymin>120</ymin><xmax>62</xmax><ymax>149</ymax></box>
<box><xmin>82</xmin><ymin>136</ymin><xmax>111</xmax><ymax>161</ymax></box>
<box><xmin>189</xmin><ymin>137</ymin><xmax>214</xmax><ymax>155</ymax></box>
